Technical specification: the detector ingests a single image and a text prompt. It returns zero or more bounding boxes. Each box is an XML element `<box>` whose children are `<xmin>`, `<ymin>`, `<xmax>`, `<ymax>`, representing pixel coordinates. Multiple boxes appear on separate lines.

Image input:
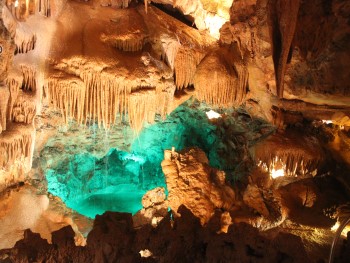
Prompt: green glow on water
<box><xmin>44</xmin><ymin>100</ymin><xmax>274</xmax><ymax>218</ymax></box>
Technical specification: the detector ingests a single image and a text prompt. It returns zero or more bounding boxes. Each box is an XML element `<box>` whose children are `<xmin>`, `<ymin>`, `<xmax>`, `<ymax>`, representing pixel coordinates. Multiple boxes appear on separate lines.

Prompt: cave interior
<box><xmin>0</xmin><ymin>0</ymin><xmax>350</xmax><ymax>262</ymax></box>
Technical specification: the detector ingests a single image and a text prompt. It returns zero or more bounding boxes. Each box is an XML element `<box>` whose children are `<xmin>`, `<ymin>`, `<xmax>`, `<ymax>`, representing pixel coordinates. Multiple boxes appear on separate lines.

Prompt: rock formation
<box><xmin>0</xmin><ymin>207</ymin><xmax>312</xmax><ymax>263</ymax></box>
<box><xmin>162</xmin><ymin>147</ymin><xmax>236</xmax><ymax>225</ymax></box>
<box><xmin>0</xmin><ymin>0</ymin><xmax>349</xmax><ymax>261</ymax></box>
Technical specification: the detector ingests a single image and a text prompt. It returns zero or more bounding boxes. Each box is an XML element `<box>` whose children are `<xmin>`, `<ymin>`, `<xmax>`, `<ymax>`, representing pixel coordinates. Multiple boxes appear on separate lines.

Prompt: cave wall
<box><xmin>0</xmin><ymin>0</ymin><xmax>349</xmax><ymax>191</ymax></box>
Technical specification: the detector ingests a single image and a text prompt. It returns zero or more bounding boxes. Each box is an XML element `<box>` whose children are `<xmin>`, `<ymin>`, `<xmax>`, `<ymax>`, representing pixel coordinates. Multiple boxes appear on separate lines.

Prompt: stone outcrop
<box><xmin>161</xmin><ymin>147</ymin><xmax>236</xmax><ymax>225</ymax></box>
<box><xmin>0</xmin><ymin>207</ymin><xmax>311</xmax><ymax>262</ymax></box>
<box><xmin>133</xmin><ymin>187</ymin><xmax>169</xmax><ymax>227</ymax></box>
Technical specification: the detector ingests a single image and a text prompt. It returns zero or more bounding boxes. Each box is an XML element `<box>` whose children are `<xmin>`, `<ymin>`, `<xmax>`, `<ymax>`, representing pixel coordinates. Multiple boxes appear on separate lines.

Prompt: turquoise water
<box><xmin>44</xmin><ymin>100</ymin><xmax>274</xmax><ymax>218</ymax></box>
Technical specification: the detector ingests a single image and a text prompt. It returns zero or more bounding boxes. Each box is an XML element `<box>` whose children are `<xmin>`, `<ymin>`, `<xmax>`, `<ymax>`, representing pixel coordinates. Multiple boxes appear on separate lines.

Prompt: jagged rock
<box><xmin>243</xmin><ymin>184</ymin><xmax>270</xmax><ymax>217</ymax></box>
<box><xmin>133</xmin><ymin>187</ymin><xmax>169</xmax><ymax>227</ymax></box>
<box><xmin>52</xmin><ymin>225</ymin><xmax>75</xmax><ymax>247</ymax></box>
<box><xmin>161</xmin><ymin>147</ymin><xmax>236</xmax><ymax>225</ymax></box>
<box><xmin>87</xmin><ymin>212</ymin><xmax>136</xmax><ymax>263</ymax></box>
<box><xmin>0</xmin><ymin>207</ymin><xmax>311</xmax><ymax>262</ymax></box>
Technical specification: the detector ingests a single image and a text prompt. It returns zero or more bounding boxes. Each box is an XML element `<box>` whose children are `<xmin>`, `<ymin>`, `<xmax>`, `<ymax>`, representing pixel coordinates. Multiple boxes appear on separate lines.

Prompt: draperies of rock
<box><xmin>139</xmin><ymin>5</ymin><xmax>215</xmax><ymax>90</ymax></box>
<box><xmin>20</xmin><ymin>65</ymin><xmax>36</xmax><ymax>92</ymax></box>
<box><xmin>174</xmin><ymin>48</ymin><xmax>205</xmax><ymax>90</ymax></box>
<box><xmin>5</xmin><ymin>0</ymin><xmax>36</xmax><ymax>20</ymax></box>
<box><xmin>6</xmin><ymin>70</ymin><xmax>23</xmax><ymax>121</ymax></box>
<box><xmin>194</xmin><ymin>46</ymin><xmax>248</xmax><ymax>106</ymax></box>
<box><xmin>128</xmin><ymin>85</ymin><xmax>173</xmax><ymax>132</ymax></box>
<box><xmin>11</xmin><ymin>93</ymin><xmax>36</xmax><ymax>124</ymax></box>
<box><xmin>2</xmin><ymin>5</ymin><xmax>36</xmax><ymax>54</ymax></box>
<box><xmin>268</xmin><ymin>0</ymin><xmax>300</xmax><ymax>98</ymax></box>
<box><xmin>38</xmin><ymin>0</ymin><xmax>51</xmax><ymax>17</ymax></box>
<box><xmin>0</xmin><ymin>125</ymin><xmax>35</xmax><ymax>191</ymax></box>
<box><xmin>45</xmin><ymin>57</ymin><xmax>175</xmax><ymax>131</ymax></box>
<box><xmin>0</xmin><ymin>86</ymin><xmax>10</xmax><ymax>132</ymax></box>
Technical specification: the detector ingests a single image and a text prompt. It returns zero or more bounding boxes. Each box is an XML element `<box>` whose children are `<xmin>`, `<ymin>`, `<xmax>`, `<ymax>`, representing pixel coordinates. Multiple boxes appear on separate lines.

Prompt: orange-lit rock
<box><xmin>161</xmin><ymin>147</ymin><xmax>235</xmax><ymax>225</ymax></box>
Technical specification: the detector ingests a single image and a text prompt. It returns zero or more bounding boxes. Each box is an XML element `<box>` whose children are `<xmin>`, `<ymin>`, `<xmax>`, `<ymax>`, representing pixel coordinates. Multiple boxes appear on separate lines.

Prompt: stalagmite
<box><xmin>194</xmin><ymin>48</ymin><xmax>248</xmax><ymax>106</ymax></box>
<box><xmin>268</xmin><ymin>0</ymin><xmax>301</xmax><ymax>98</ymax></box>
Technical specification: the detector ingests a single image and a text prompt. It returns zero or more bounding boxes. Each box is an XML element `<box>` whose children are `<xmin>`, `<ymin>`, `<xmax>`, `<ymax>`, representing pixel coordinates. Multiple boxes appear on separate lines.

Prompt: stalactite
<box><xmin>174</xmin><ymin>48</ymin><xmax>205</xmax><ymax>90</ymax></box>
<box><xmin>0</xmin><ymin>86</ymin><xmax>10</xmax><ymax>132</ymax></box>
<box><xmin>268</xmin><ymin>0</ymin><xmax>301</xmax><ymax>98</ymax></box>
<box><xmin>2</xmin><ymin>5</ymin><xmax>37</xmax><ymax>54</ymax></box>
<box><xmin>110</xmin><ymin>0</ymin><xmax>131</xmax><ymax>8</ymax></box>
<box><xmin>258</xmin><ymin>153</ymin><xmax>320</xmax><ymax>177</ymax></box>
<box><xmin>45</xmin><ymin>76</ymin><xmax>86</xmax><ymax>125</ymax></box>
<box><xmin>160</xmin><ymin>39</ymin><xmax>180</xmax><ymax>70</ymax></box>
<box><xmin>194</xmin><ymin>49</ymin><xmax>248</xmax><ymax>107</ymax></box>
<box><xmin>11</xmin><ymin>93</ymin><xmax>36</xmax><ymax>124</ymax></box>
<box><xmin>101</xmin><ymin>35</ymin><xmax>147</xmax><ymax>52</ymax></box>
<box><xmin>145</xmin><ymin>0</ymin><xmax>148</xmax><ymax>14</ymax></box>
<box><xmin>14</xmin><ymin>28</ymin><xmax>36</xmax><ymax>54</ymax></box>
<box><xmin>5</xmin><ymin>70</ymin><xmax>23</xmax><ymax>122</ymax></box>
<box><xmin>45</xmin><ymin>69</ymin><xmax>174</xmax><ymax>131</ymax></box>
<box><xmin>0</xmin><ymin>125</ymin><xmax>34</xmax><ymax>169</ymax></box>
<box><xmin>128</xmin><ymin>84</ymin><xmax>172</xmax><ymax>133</ymax></box>
<box><xmin>38</xmin><ymin>0</ymin><xmax>50</xmax><ymax>17</ymax></box>
<box><xmin>20</xmin><ymin>65</ymin><xmax>36</xmax><ymax>92</ymax></box>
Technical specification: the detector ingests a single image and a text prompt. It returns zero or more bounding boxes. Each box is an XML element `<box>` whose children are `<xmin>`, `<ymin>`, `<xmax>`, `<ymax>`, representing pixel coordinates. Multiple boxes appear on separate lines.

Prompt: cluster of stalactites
<box><xmin>11</xmin><ymin>94</ymin><xmax>36</xmax><ymax>124</ymax></box>
<box><xmin>15</xmin><ymin>31</ymin><xmax>36</xmax><ymax>54</ymax></box>
<box><xmin>128</xmin><ymin>86</ymin><xmax>172</xmax><ymax>132</ymax></box>
<box><xmin>258</xmin><ymin>153</ymin><xmax>319</xmax><ymax>178</ymax></box>
<box><xmin>45</xmin><ymin>72</ymin><xmax>174</xmax><ymax>132</ymax></box>
<box><xmin>194</xmin><ymin>50</ymin><xmax>248</xmax><ymax>107</ymax></box>
<box><xmin>0</xmin><ymin>87</ymin><xmax>11</xmax><ymax>133</ymax></box>
<box><xmin>2</xmin><ymin>5</ymin><xmax>37</xmax><ymax>54</ymax></box>
<box><xmin>20</xmin><ymin>65</ymin><xmax>37</xmax><ymax>92</ymax></box>
<box><xmin>174</xmin><ymin>48</ymin><xmax>205</xmax><ymax>90</ymax></box>
<box><xmin>0</xmin><ymin>127</ymin><xmax>34</xmax><ymax>168</ymax></box>
<box><xmin>38</xmin><ymin>0</ymin><xmax>51</xmax><ymax>17</ymax></box>
<box><xmin>101</xmin><ymin>34</ymin><xmax>147</xmax><ymax>52</ymax></box>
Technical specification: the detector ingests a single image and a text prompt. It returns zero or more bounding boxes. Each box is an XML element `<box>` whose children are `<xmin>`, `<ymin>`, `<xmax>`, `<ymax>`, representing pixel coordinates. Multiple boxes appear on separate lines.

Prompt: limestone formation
<box><xmin>161</xmin><ymin>147</ymin><xmax>235</xmax><ymax>225</ymax></box>
<box><xmin>194</xmin><ymin>46</ymin><xmax>248</xmax><ymax>106</ymax></box>
<box><xmin>0</xmin><ymin>0</ymin><xmax>349</xmax><ymax>261</ymax></box>
<box><xmin>0</xmin><ymin>207</ymin><xmax>311</xmax><ymax>263</ymax></box>
<box><xmin>254</xmin><ymin>130</ymin><xmax>325</xmax><ymax>178</ymax></box>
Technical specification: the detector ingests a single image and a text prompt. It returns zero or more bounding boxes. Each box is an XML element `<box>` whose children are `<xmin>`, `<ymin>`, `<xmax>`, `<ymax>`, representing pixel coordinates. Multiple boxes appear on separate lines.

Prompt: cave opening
<box><xmin>151</xmin><ymin>2</ymin><xmax>197</xmax><ymax>29</ymax></box>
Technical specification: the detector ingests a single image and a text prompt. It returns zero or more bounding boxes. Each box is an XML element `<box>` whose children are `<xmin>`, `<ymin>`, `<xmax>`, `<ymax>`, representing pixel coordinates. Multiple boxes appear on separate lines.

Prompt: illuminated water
<box><xmin>43</xmin><ymin>100</ymin><xmax>273</xmax><ymax>218</ymax></box>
